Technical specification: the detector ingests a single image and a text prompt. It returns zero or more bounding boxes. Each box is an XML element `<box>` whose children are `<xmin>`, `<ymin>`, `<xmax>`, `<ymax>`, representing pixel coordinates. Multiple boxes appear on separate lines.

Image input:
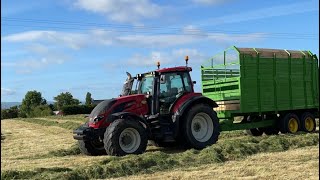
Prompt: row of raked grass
<box><xmin>1</xmin><ymin>132</ymin><xmax>318</xmax><ymax>180</ymax></box>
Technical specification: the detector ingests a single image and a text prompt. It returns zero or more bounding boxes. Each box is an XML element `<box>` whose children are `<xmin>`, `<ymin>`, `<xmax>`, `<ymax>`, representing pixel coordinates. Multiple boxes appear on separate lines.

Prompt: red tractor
<box><xmin>73</xmin><ymin>58</ymin><xmax>220</xmax><ymax>156</ymax></box>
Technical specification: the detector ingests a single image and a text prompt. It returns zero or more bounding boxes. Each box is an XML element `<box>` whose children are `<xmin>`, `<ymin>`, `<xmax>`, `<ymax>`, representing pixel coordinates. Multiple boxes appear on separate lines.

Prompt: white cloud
<box><xmin>2</xmin><ymin>28</ymin><xmax>265</xmax><ymax>73</ymax></box>
<box><xmin>3</xmin><ymin>29</ymin><xmax>266</xmax><ymax>49</ymax></box>
<box><xmin>1</xmin><ymin>88</ymin><xmax>16</xmax><ymax>96</ymax></box>
<box><xmin>126</xmin><ymin>48</ymin><xmax>208</xmax><ymax>67</ymax></box>
<box><xmin>74</xmin><ymin>0</ymin><xmax>162</xmax><ymax>24</ymax></box>
<box><xmin>3</xmin><ymin>31</ymin><xmax>88</xmax><ymax>50</ymax></box>
<box><xmin>117</xmin><ymin>34</ymin><xmax>200</xmax><ymax>47</ymax></box>
<box><xmin>1</xmin><ymin>48</ymin><xmax>71</xmax><ymax>74</ymax></box>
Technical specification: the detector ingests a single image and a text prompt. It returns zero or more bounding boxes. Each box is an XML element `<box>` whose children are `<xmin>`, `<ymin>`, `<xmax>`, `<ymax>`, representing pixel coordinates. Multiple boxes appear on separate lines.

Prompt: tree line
<box><xmin>1</xmin><ymin>91</ymin><xmax>95</xmax><ymax>120</ymax></box>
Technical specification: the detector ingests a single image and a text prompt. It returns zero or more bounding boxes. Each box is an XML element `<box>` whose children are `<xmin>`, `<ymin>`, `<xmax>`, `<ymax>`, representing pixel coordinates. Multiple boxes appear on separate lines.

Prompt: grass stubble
<box><xmin>1</xmin><ymin>117</ymin><xmax>319</xmax><ymax>180</ymax></box>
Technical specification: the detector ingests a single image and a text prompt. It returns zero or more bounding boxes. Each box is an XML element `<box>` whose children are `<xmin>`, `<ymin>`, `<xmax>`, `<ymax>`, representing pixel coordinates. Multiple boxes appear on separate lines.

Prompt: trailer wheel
<box><xmin>245</xmin><ymin>128</ymin><xmax>263</xmax><ymax>136</ymax></box>
<box><xmin>262</xmin><ymin>127</ymin><xmax>279</xmax><ymax>135</ymax></box>
<box><xmin>300</xmin><ymin>112</ymin><xmax>316</xmax><ymax>133</ymax></box>
<box><xmin>78</xmin><ymin>139</ymin><xmax>106</xmax><ymax>156</ymax></box>
<box><xmin>104</xmin><ymin>119</ymin><xmax>147</xmax><ymax>156</ymax></box>
<box><xmin>279</xmin><ymin>113</ymin><xmax>300</xmax><ymax>133</ymax></box>
<box><xmin>182</xmin><ymin>104</ymin><xmax>220</xmax><ymax>149</ymax></box>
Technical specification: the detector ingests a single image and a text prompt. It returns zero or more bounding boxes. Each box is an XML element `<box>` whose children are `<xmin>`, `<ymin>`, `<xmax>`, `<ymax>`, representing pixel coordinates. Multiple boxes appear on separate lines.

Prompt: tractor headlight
<box><xmin>93</xmin><ymin>115</ymin><xmax>104</xmax><ymax>123</ymax></box>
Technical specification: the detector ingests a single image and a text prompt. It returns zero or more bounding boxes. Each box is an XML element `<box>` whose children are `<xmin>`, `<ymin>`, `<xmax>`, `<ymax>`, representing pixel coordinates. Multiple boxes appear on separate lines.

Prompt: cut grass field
<box><xmin>112</xmin><ymin>145</ymin><xmax>319</xmax><ymax>180</ymax></box>
<box><xmin>1</xmin><ymin>115</ymin><xmax>319</xmax><ymax>180</ymax></box>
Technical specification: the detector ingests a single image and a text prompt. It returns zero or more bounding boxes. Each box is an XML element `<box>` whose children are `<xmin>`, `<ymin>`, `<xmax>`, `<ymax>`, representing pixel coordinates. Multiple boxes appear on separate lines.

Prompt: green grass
<box><xmin>16</xmin><ymin>118</ymin><xmax>84</xmax><ymax>130</ymax></box>
<box><xmin>44</xmin><ymin>114</ymin><xmax>88</xmax><ymax>122</ymax></box>
<box><xmin>2</xmin><ymin>133</ymin><xmax>318</xmax><ymax>180</ymax></box>
<box><xmin>47</xmin><ymin>143</ymin><xmax>82</xmax><ymax>157</ymax></box>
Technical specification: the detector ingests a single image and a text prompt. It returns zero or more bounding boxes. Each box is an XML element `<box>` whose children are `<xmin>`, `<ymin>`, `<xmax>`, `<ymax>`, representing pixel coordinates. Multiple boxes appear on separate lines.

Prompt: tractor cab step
<box><xmin>147</xmin><ymin>113</ymin><xmax>159</xmax><ymax>120</ymax></box>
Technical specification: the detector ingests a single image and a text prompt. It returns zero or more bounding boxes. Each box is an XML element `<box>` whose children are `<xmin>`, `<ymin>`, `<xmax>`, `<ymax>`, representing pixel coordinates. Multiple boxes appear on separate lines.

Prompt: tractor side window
<box><xmin>170</xmin><ymin>75</ymin><xmax>184</xmax><ymax>93</ymax></box>
<box><xmin>159</xmin><ymin>73</ymin><xmax>183</xmax><ymax>98</ymax></box>
<box><xmin>140</xmin><ymin>76</ymin><xmax>154</xmax><ymax>94</ymax></box>
<box><xmin>182</xmin><ymin>73</ymin><xmax>192</xmax><ymax>92</ymax></box>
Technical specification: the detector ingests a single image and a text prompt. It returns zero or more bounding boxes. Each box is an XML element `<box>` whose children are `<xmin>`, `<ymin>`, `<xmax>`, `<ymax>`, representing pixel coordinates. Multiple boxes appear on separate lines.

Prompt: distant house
<box><xmin>53</xmin><ymin>111</ymin><xmax>64</xmax><ymax>116</ymax></box>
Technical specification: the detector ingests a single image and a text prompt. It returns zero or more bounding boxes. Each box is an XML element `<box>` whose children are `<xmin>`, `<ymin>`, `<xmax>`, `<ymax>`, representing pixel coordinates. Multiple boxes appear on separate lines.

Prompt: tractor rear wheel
<box><xmin>104</xmin><ymin>119</ymin><xmax>148</xmax><ymax>156</ymax></box>
<box><xmin>300</xmin><ymin>112</ymin><xmax>316</xmax><ymax>133</ymax></box>
<box><xmin>182</xmin><ymin>104</ymin><xmax>220</xmax><ymax>149</ymax></box>
<box><xmin>78</xmin><ymin>139</ymin><xmax>106</xmax><ymax>156</ymax></box>
<box><xmin>279</xmin><ymin>113</ymin><xmax>300</xmax><ymax>134</ymax></box>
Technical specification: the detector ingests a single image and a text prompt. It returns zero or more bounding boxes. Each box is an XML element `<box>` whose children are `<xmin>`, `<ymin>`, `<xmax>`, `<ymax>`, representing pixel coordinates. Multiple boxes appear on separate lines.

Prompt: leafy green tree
<box><xmin>20</xmin><ymin>90</ymin><xmax>47</xmax><ymax>116</ymax></box>
<box><xmin>48</xmin><ymin>104</ymin><xmax>56</xmax><ymax>111</ymax></box>
<box><xmin>85</xmin><ymin>92</ymin><xmax>93</xmax><ymax>106</ymax></box>
<box><xmin>28</xmin><ymin>105</ymin><xmax>53</xmax><ymax>117</ymax></box>
<box><xmin>1</xmin><ymin>106</ymin><xmax>19</xmax><ymax>119</ymax></box>
<box><xmin>54</xmin><ymin>92</ymin><xmax>80</xmax><ymax>110</ymax></box>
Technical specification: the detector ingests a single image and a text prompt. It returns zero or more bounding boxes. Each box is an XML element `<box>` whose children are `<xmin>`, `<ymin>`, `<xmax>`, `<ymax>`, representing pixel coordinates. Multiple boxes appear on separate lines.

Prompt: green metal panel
<box><xmin>201</xmin><ymin>46</ymin><xmax>319</xmax><ymax>122</ymax></box>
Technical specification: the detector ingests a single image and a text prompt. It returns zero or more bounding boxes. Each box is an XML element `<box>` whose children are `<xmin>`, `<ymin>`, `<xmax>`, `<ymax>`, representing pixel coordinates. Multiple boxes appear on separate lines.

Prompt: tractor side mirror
<box><xmin>160</xmin><ymin>75</ymin><xmax>166</xmax><ymax>84</ymax></box>
<box><xmin>193</xmin><ymin>81</ymin><xmax>196</xmax><ymax>84</ymax></box>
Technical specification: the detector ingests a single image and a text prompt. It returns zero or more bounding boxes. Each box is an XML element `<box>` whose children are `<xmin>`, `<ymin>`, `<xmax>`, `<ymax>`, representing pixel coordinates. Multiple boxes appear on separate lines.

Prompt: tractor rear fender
<box><xmin>171</xmin><ymin>96</ymin><xmax>218</xmax><ymax>138</ymax></box>
<box><xmin>106</xmin><ymin>112</ymin><xmax>151</xmax><ymax>135</ymax></box>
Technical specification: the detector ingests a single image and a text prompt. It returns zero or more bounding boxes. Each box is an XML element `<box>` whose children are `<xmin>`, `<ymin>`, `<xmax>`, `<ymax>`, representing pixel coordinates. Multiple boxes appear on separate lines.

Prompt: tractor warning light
<box><xmin>185</xmin><ymin>56</ymin><xmax>189</xmax><ymax>67</ymax></box>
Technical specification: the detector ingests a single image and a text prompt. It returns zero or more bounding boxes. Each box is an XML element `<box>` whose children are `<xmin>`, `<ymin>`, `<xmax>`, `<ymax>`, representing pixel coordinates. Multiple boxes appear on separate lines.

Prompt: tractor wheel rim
<box><xmin>305</xmin><ymin>117</ymin><xmax>314</xmax><ymax>132</ymax></box>
<box><xmin>288</xmin><ymin>118</ymin><xmax>298</xmax><ymax>133</ymax></box>
<box><xmin>191</xmin><ymin>112</ymin><xmax>214</xmax><ymax>142</ymax></box>
<box><xmin>119</xmin><ymin>128</ymin><xmax>141</xmax><ymax>153</ymax></box>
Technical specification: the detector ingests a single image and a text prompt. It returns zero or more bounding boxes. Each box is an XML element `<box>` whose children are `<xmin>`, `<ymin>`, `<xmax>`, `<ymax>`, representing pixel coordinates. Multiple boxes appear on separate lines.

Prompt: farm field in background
<box><xmin>1</xmin><ymin>115</ymin><xmax>319</xmax><ymax>179</ymax></box>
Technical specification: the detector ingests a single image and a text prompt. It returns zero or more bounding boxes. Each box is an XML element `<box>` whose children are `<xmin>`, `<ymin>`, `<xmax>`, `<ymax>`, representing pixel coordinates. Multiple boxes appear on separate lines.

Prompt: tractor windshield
<box><xmin>139</xmin><ymin>75</ymin><xmax>154</xmax><ymax>94</ymax></box>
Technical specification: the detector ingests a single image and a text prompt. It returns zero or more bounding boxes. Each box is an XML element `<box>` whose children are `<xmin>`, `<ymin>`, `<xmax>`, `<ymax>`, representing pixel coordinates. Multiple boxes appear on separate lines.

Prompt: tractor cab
<box><xmin>136</xmin><ymin>66</ymin><xmax>194</xmax><ymax>115</ymax></box>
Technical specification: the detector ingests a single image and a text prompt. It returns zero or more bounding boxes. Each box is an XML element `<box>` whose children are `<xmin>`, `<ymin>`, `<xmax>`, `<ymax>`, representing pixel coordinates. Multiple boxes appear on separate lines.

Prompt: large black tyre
<box><xmin>262</xmin><ymin>127</ymin><xmax>279</xmax><ymax>135</ymax></box>
<box><xmin>182</xmin><ymin>104</ymin><xmax>220</xmax><ymax>149</ymax></box>
<box><xmin>78</xmin><ymin>139</ymin><xmax>106</xmax><ymax>156</ymax></box>
<box><xmin>300</xmin><ymin>112</ymin><xmax>316</xmax><ymax>133</ymax></box>
<box><xmin>104</xmin><ymin>119</ymin><xmax>148</xmax><ymax>156</ymax></box>
<box><xmin>242</xmin><ymin>116</ymin><xmax>263</xmax><ymax>136</ymax></box>
<box><xmin>279</xmin><ymin>113</ymin><xmax>300</xmax><ymax>134</ymax></box>
<box><xmin>245</xmin><ymin>128</ymin><xmax>263</xmax><ymax>136</ymax></box>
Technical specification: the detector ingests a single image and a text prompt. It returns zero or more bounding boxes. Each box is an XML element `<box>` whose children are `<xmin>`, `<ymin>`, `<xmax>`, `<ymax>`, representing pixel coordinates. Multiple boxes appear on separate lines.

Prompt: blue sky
<box><xmin>1</xmin><ymin>0</ymin><xmax>319</xmax><ymax>102</ymax></box>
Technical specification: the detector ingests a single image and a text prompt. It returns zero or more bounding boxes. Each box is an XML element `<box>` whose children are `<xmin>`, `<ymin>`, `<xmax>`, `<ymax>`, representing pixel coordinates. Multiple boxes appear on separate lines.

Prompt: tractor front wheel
<box><xmin>78</xmin><ymin>139</ymin><xmax>106</xmax><ymax>156</ymax></box>
<box><xmin>104</xmin><ymin>119</ymin><xmax>148</xmax><ymax>156</ymax></box>
<box><xmin>182</xmin><ymin>104</ymin><xmax>220</xmax><ymax>149</ymax></box>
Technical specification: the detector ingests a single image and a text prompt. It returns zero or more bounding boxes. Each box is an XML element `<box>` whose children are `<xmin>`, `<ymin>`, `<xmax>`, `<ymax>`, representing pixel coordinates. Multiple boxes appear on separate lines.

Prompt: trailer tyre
<box><xmin>262</xmin><ymin>127</ymin><xmax>279</xmax><ymax>135</ymax></box>
<box><xmin>104</xmin><ymin>119</ymin><xmax>147</xmax><ymax>156</ymax></box>
<box><xmin>300</xmin><ymin>112</ymin><xmax>316</xmax><ymax>133</ymax></box>
<box><xmin>245</xmin><ymin>128</ymin><xmax>263</xmax><ymax>136</ymax></box>
<box><xmin>182</xmin><ymin>104</ymin><xmax>220</xmax><ymax>149</ymax></box>
<box><xmin>78</xmin><ymin>140</ymin><xmax>106</xmax><ymax>156</ymax></box>
<box><xmin>279</xmin><ymin>113</ymin><xmax>300</xmax><ymax>134</ymax></box>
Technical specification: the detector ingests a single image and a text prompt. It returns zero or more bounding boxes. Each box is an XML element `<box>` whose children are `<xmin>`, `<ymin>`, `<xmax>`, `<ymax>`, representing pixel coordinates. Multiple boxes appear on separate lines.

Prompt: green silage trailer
<box><xmin>201</xmin><ymin>46</ymin><xmax>319</xmax><ymax>135</ymax></box>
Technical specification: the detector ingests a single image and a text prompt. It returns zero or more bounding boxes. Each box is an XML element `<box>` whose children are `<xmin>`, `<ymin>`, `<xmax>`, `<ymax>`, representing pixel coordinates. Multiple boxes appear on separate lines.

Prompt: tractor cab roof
<box><xmin>156</xmin><ymin>66</ymin><xmax>192</xmax><ymax>73</ymax></box>
<box><xmin>136</xmin><ymin>66</ymin><xmax>192</xmax><ymax>80</ymax></box>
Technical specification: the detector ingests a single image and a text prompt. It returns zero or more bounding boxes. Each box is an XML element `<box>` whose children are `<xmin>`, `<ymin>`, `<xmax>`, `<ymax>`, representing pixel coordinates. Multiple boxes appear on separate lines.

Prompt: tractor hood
<box><xmin>88</xmin><ymin>94</ymin><xmax>148</xmax><ymax>128</ymax></box>
<box><xmin>89</xmin><ymin>99</ymin><xmax>116</xmax><ymax>120</ymax></box>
